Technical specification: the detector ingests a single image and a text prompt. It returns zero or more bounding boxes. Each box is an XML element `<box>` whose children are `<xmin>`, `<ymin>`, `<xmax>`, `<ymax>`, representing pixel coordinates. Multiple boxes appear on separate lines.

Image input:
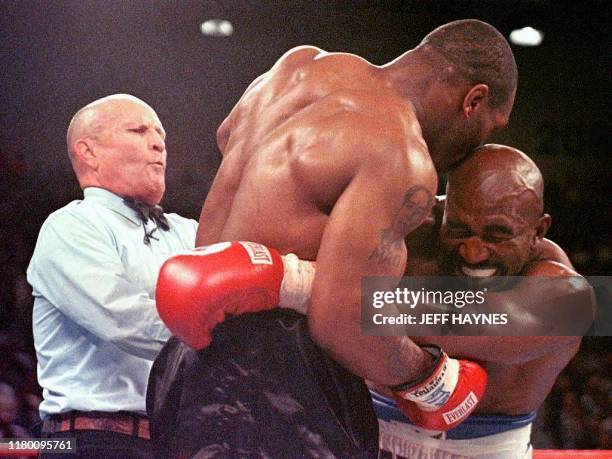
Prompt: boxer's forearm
<box><xmin>412</xmin><ymin>335</ymin><xmax>581</xmax><ymax>364</ymax></box>
<box><xmin>309</xmin><ymin>308</ymin><xmax>434</xmax><ymax>386</ymax></box>
<box><xmin>480</xmin><ymin>273</ymin><xmax>594</xmax><ymax>336</ymax></box>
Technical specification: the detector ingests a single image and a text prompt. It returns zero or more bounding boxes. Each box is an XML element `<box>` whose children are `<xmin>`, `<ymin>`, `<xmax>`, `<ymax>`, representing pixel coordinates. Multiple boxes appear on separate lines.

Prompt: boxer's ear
<box><xmin>535</xmin><ymin>214</ymin><xmax>552</xmax><ymax>240</ymax></box>
<box><xmin>463</xmin><ymin>84</ymin><xmax>489</xmax><ymax>117</ymax></box>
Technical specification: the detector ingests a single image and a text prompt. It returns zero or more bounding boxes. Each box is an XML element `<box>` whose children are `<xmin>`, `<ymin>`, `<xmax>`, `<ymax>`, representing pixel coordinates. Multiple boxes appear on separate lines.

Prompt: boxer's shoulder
<box><xmin>268</xmin><ymin>46</ymin><xmax>330</xmax><ymax>81</ymax></box>
<box><xmin>277</xmin><ymin>45</ymin><xmax>326</xmax><ymax>65</ymax></box>
<box><xmin>276</xmin><ymin>47</ymin><xmax>383</xmax><ymax>96</ymax></box>
<box><xmin>522</xmin><ymin>260</ymin><xmax>594</xmax><ymax>322</ymax></box>
<box><xmin>532</xmin><ymin>238</ymin><xmax>574</xmax><ymax>269</ymax></box>
<box><xmin>523</xmin><ymin>259</ymin><xmax>577</xmax><ymax>277</ymax></box>
<box><xmin>522</xmin><ymin>259</ymin><xmax>589</xmax><ymax>296</ymax></box>
<box><xmin>279</xmin><ymin>45</ymin><xmax>374</xmax><ymax>70</ymax></box>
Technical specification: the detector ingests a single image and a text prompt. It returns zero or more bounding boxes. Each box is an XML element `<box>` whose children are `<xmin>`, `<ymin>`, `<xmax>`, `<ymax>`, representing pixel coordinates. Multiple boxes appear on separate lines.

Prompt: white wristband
<box><xmin>279</xmin><ymin>253</ymin><xmax>315</xmax><ymax>315</ymax></box>
<box><xmin>399</xmin><ymin>351</ymin><xmax>459</xmax><ymax>412</ymax></box>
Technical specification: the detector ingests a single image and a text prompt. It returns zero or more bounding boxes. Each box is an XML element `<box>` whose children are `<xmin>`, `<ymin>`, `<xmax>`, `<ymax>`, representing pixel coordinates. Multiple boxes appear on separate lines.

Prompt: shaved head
<box><xmin>67</xmin><ymin>94</ymin><xmax>153</xmax><ymax>159</ymax></box>
<box><xmin>448</xmin><ymin>144</ymin><xmax>544</xmax><ymax>222</ymax></box>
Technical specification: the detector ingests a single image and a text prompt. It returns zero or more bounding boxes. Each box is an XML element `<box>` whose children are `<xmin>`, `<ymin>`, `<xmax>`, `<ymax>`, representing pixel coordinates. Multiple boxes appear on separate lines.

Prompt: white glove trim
<box><xmin>279</xmin><ymin>253</ymin><xmax>315</xmax><ymax>315</ymax></box>
<box><xmin>400</xmin><ymin>352</ymin><xmax>460</xmax><ymax>412</ymax></box>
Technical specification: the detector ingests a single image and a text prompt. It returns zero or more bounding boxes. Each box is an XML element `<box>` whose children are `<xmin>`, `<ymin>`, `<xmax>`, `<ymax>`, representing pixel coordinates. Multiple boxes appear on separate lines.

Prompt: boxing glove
<box><xmin>156</xmin><ymin>241</ymin><xmax>314</xmax><ymax>350</ymax></box>
<box><xmin>390</xmin><ymin>346</ymin><xmax>487</xmax><ymax>432</ymax></box>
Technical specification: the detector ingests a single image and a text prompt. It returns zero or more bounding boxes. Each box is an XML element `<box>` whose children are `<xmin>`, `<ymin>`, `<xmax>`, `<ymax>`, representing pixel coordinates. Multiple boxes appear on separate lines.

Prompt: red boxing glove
<box><xmin>391</xmin><ymin>346</ymin><xmax>487</xmax><ymax>432</ymax></box>
<box><xmin>156</xmin><ymin>241</ymin><xmax>284</xmax><ymax>350</ymax></box>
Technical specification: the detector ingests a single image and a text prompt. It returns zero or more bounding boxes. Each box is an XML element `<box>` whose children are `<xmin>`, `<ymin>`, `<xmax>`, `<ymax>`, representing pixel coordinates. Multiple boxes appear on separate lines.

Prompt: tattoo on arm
<box><xmin>368</xmin><ymin>228</ymin><xmax>404</xmax><ymax>266</ymax></box>
<box><xmin>369</xmin><ymin>186</ymin><xmax>434</xmax><ymax>266</ymax></box>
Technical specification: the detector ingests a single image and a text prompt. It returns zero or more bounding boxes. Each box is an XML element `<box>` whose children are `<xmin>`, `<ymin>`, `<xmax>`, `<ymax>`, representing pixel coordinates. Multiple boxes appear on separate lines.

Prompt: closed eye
<box><xmin>129</xmin><ymin>126</ymin><xmax>148</xmax><ymax>134</ymax></box>
<box><xmin>482</xmin><ymin>233</ymin><xmax>515</xmax><ymax>243</ymax></box>
<box><xmin>443</xmin><ymin>221</ymin><xmax>473</xmax><ymax>239</ymax></box>
<box><xmin>446</xmin><ymin>229</ymin><xmax>472</xmax><ymax>239</ymax></box>
<box><xmin>481</xmin><ymin>225</ymin><xmax>515</xmax><ymax>243</ymax></box>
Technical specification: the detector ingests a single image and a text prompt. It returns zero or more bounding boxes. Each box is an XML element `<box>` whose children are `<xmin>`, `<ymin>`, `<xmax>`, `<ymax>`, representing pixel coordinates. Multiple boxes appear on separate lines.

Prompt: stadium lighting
<box><xmin>509</xmin><ymin>27</ymin><xmax>544</xmax><ymax>46</ymax></box>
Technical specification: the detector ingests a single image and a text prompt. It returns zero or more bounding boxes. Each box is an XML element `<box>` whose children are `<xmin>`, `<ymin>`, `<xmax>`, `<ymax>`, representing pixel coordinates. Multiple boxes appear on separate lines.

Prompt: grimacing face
<box><xmin>439</xmin><ymin>177</ymin><xmax>540</xmax><ymax>278</ymax></box>
<box><xmin>92</xmin><ymin>100</ymin><xmax>167</xmax><ymax>205</ymax></box>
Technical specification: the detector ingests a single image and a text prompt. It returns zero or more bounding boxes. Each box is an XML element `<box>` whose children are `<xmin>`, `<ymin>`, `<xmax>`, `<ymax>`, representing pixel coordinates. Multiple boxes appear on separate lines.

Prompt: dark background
<box><xmin>0</xmin><ymin>0</ymin><xmax>610</xmax><ymax>449</ymax></box>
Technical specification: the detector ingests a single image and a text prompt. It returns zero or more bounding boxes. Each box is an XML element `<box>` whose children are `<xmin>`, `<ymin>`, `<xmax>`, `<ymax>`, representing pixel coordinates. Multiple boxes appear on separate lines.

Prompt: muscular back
<box><xmin>197</xmin><ymin>47</ymin><xmax>432</xmax><ymax>261</ymax></box>
<box><xmin>198</xmin><ymin>46</ymin><xmax>439</xmax><ymax>386</ymax></box>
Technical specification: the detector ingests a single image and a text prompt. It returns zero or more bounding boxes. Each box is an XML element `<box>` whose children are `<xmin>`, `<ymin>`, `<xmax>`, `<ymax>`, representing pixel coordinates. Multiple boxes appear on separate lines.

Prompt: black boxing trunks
<box><xmin>147</xmin><ymin>309</ymin><xmax>378</xmax><ymax>459</ymax></box>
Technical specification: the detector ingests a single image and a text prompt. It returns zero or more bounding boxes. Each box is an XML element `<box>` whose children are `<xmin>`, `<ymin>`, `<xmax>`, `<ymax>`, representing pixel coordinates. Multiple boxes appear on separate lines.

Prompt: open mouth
<box><xmin>460</xmin><ymin>266</ymin><xmax>498</xmax><ymax>278</ymax></box>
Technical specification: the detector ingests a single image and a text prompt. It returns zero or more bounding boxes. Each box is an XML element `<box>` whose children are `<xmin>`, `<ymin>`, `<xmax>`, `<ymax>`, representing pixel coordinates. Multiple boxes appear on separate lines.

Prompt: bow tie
<box><xmin>123</xmin><ymin>197</ymin><xmax>170</xmax><ymax>245</ymax></box>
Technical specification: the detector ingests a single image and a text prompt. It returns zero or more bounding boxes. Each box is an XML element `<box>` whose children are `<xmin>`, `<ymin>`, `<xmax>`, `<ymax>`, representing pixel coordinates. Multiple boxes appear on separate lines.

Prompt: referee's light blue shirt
<box><xmin>27</xmin><ymin>187</ymin><xmax>198</xmax><ymax>419</ymax></box>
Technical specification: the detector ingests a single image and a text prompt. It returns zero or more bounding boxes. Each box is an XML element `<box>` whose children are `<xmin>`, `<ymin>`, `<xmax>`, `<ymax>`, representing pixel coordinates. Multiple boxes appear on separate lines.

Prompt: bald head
<box><xmin>67</xmin><ymin>94</ymin><xmax>153</xmax><ymax>160</ymax></box>
<box><xmin>448</xmin><ymin>144</ymin><xmax>544</xmax><ymax>221</ymax></box>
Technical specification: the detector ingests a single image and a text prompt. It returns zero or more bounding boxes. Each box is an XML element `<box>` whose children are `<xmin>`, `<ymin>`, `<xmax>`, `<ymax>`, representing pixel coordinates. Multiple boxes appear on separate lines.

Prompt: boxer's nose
<box><xmin>458</xmin><ymin>236</ymin><xmax>490</xmax><ymax>265</ymax></box>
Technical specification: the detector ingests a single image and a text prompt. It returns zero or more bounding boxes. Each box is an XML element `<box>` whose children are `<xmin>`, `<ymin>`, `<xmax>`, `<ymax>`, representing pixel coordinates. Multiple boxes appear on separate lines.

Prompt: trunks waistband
<box><xmin>370</xmin><ymin>390</ymin><xmax>536</xmax><ymax>440</ymax></box>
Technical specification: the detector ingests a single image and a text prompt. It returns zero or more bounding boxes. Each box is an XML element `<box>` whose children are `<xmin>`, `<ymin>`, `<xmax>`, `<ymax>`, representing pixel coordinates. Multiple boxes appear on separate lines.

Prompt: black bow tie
<box><xmin>123</xmin><ymin>198</ymin><xmax>170</xmax><ymax>245</ymax></box>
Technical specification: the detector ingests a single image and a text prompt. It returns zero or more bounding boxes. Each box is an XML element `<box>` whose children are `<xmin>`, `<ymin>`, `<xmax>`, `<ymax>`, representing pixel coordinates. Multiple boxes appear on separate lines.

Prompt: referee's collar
<box><xmin>82</xmin><ymin>187</ymin><xmax>142</xmax><ymax>226</ymax></box>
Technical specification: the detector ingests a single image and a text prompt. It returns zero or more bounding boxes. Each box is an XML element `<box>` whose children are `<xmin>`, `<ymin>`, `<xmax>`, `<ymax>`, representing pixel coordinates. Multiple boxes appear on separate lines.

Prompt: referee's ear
<box><xmin>73</xmin><ymin>137</ymin><xmax>99</xmax><ymax>172</ymax></box>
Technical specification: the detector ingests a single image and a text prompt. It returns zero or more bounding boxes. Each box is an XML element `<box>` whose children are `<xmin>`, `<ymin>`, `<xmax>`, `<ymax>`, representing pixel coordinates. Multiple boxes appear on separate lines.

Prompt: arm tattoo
<box><xmin>369</xmin><ymin>186</ymin><xmax>434</xmax><ymax>267</ymax></box>
<box><xmin>368</xmin><ymin>228</ymin><xmax>404</xmax><ymax>266</ymax></box>
<box><xmin>393</xmin><ymin>186</ymin><xmax>434</xmax><ymax>236</ymax></box>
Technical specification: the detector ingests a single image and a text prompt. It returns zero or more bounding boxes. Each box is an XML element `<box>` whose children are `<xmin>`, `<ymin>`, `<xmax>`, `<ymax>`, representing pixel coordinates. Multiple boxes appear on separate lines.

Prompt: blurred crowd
<box><xmin>0</xmin><ymin>225</ymin><xmax>42</xmax><ymax>440</ymax></box>
<box><xmin>0</xmin><ymin>340</ymin><xmax>41</xmax><ymax>439</ymax></box>
<box><xmin>532</xmin><ymin>338</ymin><xmax>612</xmax><ymax>449</ymax></box>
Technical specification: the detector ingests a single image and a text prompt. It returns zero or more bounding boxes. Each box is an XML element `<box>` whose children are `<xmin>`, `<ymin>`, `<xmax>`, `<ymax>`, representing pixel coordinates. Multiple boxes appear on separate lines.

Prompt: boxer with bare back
<box><xmin>149</xmin><ymin>20</ymin><xmax>517</xmax><ymax>458</ymax></box>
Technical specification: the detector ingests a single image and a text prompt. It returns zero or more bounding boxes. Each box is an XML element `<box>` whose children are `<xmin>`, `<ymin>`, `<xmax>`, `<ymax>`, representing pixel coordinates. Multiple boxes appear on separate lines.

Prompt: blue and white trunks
<box><xmin>372</xmin><ymin>390</ymin><xmax>536</xmax><ymax>459</ymax></box>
